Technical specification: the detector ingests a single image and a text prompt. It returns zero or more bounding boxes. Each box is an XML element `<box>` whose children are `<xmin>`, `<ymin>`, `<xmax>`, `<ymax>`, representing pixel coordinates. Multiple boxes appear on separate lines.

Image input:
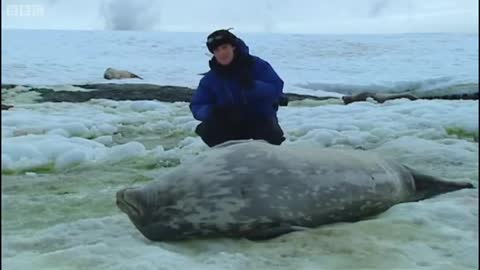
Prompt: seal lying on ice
<box><xmin>116</xmin><ymin>140</ymin><xmax>473</xmax><ymax>241</ymax></box>
<box><xmin>103</xmin><ymin>67</ymin><xmax>143</xmax><ymax>80</ymax></box>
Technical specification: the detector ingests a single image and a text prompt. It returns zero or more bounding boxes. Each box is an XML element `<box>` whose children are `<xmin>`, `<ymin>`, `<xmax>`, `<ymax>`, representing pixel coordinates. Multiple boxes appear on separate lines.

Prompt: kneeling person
<box><xmin>190</xmin><ymin>29</ymin><xmax>286</xmax><ymax>147</ymax></box>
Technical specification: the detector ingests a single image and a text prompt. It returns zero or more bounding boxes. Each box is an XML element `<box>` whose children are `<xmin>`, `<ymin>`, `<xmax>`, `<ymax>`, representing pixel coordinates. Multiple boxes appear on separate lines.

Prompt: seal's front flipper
<box><xmin>245</xmin><ymin>225</ymin><xmax>308</xmax><ymax>240</ymax></box>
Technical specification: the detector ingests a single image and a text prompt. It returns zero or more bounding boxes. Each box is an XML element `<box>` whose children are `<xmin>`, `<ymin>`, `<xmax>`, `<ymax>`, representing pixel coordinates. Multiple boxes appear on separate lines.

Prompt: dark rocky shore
<box><xmin>1</xmin><ymin>83</ymin><xmax>478</xmax><ymax>109</ymax></box>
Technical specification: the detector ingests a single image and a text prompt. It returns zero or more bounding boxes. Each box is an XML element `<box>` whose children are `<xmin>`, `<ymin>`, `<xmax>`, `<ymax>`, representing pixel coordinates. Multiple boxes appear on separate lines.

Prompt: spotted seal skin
<box><xmin>116</xmin><ymin>140</ymin><xmax>473</xmax><ymax>241</ymax></box>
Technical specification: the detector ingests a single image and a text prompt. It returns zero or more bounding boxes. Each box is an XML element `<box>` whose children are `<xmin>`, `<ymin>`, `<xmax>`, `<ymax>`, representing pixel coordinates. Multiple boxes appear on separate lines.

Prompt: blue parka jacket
<box><xmin>190</xmin><ymin>39</ymin><xmax>284</xmax><ymax>122</ymax></box>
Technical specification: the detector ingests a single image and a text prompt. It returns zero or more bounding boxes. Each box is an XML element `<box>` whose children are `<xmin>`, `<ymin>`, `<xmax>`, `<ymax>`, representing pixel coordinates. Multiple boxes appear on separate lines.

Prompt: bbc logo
<box><xmin>6</xmin><ymin>4</ymin><xmax>45</xmax><ymax>17</ymax></box>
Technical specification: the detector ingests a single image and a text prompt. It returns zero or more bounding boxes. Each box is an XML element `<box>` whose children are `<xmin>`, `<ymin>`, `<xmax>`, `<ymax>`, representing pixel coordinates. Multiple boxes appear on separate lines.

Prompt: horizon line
<box><xmin>2</xmin><ymin>27</ymin><xmax>479</xmax><ymax>36</ymax></box>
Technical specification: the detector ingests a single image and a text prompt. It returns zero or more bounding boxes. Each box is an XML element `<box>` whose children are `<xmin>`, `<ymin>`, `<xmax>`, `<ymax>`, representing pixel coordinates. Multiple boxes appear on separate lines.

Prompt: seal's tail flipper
<box><xmin>132</xmin><ymin>73</ymin><xmax>143</xmax><ymax>80</ymax></box>
<box><xmin>405</xmin><ymin>166</ymin><xmax>474</xmax><ymax>201</ymax></box>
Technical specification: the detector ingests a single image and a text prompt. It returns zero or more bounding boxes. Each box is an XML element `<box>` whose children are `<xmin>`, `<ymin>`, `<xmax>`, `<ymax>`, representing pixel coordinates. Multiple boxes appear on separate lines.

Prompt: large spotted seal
<box><xmin>116</xmin><ymin>140</ymin><xmax>473</xmax><ymax>241</ymax></box>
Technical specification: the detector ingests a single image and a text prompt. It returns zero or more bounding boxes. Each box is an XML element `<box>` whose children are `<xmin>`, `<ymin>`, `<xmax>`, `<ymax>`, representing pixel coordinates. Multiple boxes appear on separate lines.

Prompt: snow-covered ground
<box><xmin>1</xmin><ymin>30</ymin><xmax>478</xmax><ymax>270</ymax></box>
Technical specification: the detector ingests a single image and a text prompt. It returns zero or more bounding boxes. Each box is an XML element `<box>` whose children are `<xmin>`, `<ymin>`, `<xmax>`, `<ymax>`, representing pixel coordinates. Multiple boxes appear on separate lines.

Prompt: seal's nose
<box><xmin>116</xmin><ymin>188</ymin><xmax>147</xmax><ymax>222</ymax></box>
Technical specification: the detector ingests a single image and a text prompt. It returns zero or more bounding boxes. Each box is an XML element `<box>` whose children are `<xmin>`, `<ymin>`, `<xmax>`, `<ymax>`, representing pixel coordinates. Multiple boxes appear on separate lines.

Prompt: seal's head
<box><xmin>116</xmin><ymin>188</ymin><xmax>148</xmax><ymax>224</ymax></box>
<box><xmin>104</xmin><ymin>67</ymin><xmax>114</xmax><ymax>79</ymax></box>
<box><xmin>116</xmin><ymin>186</ymin><xmax>184</xmax><ymax>241</ymax></box>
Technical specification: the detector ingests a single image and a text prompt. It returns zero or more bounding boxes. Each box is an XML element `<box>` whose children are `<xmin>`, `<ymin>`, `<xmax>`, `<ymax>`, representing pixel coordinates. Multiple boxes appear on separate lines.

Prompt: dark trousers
<box><xmin>195</xmin><ymin>117</ymin><xmax>286</xmax><ymax>147</ymax></box>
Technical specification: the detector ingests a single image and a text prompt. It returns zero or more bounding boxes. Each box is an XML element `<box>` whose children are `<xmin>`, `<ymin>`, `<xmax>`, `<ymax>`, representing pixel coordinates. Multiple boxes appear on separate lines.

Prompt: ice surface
<box><xmin>1</xmin><ymin>30</ymin><xmax>478</xmax><ymax>270</ymax></box>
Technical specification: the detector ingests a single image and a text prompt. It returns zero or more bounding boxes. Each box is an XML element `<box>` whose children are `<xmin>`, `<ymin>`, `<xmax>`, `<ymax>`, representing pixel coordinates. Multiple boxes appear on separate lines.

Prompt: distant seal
<box><xmin>116</xmin><ymin>140</ymin><xmax>473</xmax><ymax>241</ymax></box>
<box><xmin>342</xmin><ymin>92</ymin><xmax>418</xmax><ymax>104</ymax></box>
<box><xmin>103</xmin><ymin>67</ymin><xmax>143</xmax><ymax>80</ymax></box>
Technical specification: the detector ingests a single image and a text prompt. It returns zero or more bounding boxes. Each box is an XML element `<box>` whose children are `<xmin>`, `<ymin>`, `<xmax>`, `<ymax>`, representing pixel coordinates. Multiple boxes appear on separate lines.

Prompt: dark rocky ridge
<box><xmin>2</xmin><ymin>83</ymin><xmax>478</xmax><ymax>106</ymax></box>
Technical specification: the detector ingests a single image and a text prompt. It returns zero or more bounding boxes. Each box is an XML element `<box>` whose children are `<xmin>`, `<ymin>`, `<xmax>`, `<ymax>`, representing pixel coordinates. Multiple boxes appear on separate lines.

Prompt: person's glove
<box><xmin>212</xmin><ymin>105</ymin><xmax>243</xmax><ymax>125</ymax></box>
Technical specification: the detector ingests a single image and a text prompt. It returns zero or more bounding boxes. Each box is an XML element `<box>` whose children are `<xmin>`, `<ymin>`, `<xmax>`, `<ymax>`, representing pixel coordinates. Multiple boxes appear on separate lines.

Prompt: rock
<box><xmin>33</xmin><ymin>83</ymin><xmax>338</xmax><ymax>104</ymax></box>
<box><xmin>342</xmin><ymin>92</ymin><xmax>418</xmax><ymax>104</ymax></box>
<box><xmin>15</xmin><ymin>83</ymin><xmax>478</xmax><ymax>105</ymax></box>
<box><xmin>2</xmin><ymin>104</ymin><xmax>13</xmax><ymax>110</ymax></box>
<box><xmin>1</xmin><ymin>84</ymin><xmax>18</xmax><ymax>89</ymax></box>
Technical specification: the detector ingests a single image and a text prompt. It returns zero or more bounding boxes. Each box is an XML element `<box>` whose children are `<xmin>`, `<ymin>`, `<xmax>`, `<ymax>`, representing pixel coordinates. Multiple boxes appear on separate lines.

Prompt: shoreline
<box><xmin>1</xmin><ymin>83</ymin><xmax>478</xmax><ymax>109</ymax></box>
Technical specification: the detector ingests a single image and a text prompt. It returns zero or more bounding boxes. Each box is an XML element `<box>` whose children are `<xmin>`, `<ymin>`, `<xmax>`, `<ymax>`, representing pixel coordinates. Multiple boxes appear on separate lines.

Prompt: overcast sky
<box><xmin>1</xmin><ymin>0</ymin><xmax>478</xmax><ymax>33</ymax></box>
